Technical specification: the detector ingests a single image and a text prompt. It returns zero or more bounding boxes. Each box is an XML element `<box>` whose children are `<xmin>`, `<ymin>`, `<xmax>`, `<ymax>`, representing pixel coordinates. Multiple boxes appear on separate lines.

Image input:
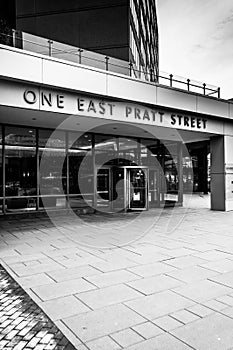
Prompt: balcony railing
<box><xmin>0</xmin><ymin>29</ymin><xmax>221</xmax><ymax>98</ymax></box>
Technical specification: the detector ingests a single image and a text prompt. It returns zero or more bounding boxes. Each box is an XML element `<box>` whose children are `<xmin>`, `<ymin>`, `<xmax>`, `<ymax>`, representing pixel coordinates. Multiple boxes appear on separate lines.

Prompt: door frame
<box><xmin>95</xmin><ymin>165</ymin><xmax>149</xmax><ymax>212</ymax></box>
<box><xmin>124</xmin><ymin>166</ymin><xmax>149</xmax><ymax>211</ymax></box>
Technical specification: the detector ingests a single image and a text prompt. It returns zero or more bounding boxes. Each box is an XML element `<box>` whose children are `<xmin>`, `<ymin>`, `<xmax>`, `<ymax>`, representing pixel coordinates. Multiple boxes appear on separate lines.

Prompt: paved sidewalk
<box><xmin>1</xmin><ymin>195</ymin><xmax>233</xmax><ymax>349</ymax></box>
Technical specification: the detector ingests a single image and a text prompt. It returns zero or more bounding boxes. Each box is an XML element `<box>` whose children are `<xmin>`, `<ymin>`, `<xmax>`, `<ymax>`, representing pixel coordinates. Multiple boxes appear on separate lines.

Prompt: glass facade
<box><xmin>0</xmin><ymin>124</ymin><xmax>183</xmax><ymax>214</ymax></box>
<box><xmin>129</xmin><ymin>0</ymin><xmax>159</xmax><ymax>81</ymax></box>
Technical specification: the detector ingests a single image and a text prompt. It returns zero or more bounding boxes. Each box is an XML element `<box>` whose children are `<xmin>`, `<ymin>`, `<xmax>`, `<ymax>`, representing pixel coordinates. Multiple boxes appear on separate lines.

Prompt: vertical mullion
<box><xmin>92</xmin><ymin>134</ymin><xmax>96</xmax><ymax>210</ymax></box>
<box><xmin>2</xmin><ymin>126</ymin><xmax>5</xmax><ymax>214</ymax></box>
<box><xmin>178</xmin><ymin>142</ymin><xmax>183</xmax><ymax>205</ymax></box>
<box><xmin>36</xmin><ymin>128</ymin><xmax>39</xmax><ymax>211</ymax></box>
<box><xmin>66</xmin><ymin>131</ymin><xmax>69</xmax><ymax>208</ymax></box>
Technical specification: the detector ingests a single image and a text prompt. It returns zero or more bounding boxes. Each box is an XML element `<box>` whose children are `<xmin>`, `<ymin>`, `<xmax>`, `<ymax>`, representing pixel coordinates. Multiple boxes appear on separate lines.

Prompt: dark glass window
<box><xmin>5</xmin><ymin>127</ymin><xmax>37</xmax><ymax>212</ymax></box>
<box><xmin>68</xmin><ymin>132</ymin><xmax>93</xmax><ymax>208</ymax></box>
<box><xmin>95</xmin><ymin>134</ymin><xmax>118</xmax><ymax>166</ymax></box>
<box><xmin>5</xmin><ymin>126</ymin><xmax>36</xmax><ymax>146</ymax></box>
<box><xmin>118</xmin><ymin>137</ymin><xmax>139</xmax><ymax>166</ymax></box>
<box><xmin>163</xmin><ymin>142</ymin><xmax>179</xmax><ymax>202</ymax></box>
<box><xmin>39</xmin><ymin>129</ymin><xmax>67</xmax><ymax>208</ymax></box>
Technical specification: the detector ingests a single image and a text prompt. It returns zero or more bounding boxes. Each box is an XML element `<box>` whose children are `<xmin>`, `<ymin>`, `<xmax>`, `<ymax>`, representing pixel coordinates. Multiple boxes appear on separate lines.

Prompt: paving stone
<box><xmin>32</xmin><ymin>278</ymin><xmax>96</xmax><ymax>301</ymax></box>
<box><xmin>163</xmin><ymin>255</ymin><xmax>208</xmax><ymax>269</ymax></box>
<box><xmin>186</xmin><ymin>304</ymin><xmax>214</xmax><ymax>318</ymax></box>
<box><xmin>132</xmin><ymin>321</ymin><xmax>164</xmax><ymax>339</ymax></box>
<box><xmin>127</xmin><ymin>252</ymin><xmax>169</xmax><ymax>264</ymax></box>
<box><xmin>170</xmin><ymin>309</ymin><xmax>200</xmax><ymax>324</ymax></box>
<box><xmin>193</xmin><ymin>250</ymin><xmax>233</xmax><ymax>262</ymax></box>
<box><xmin>209</xmin><ymin>271</ymin><xmax>233</xmax><ymax>289</ymax></box>
<box><xmin>111</xmin><ymin>328</ymin><xmax>144</xmax><ymax>347</ymax></box>
<box><xmin>126</xmin><ymin>274</ymin><xmax>183</xmax><ymax>295</ymax></box>
<box><xmin>90</xmin><ymin>259</ymin><xmax>137</xmax><ymax>272</ymax></box>
<box><xmin>166</xmin><ymin>265</ymin><xmax>218</xmax><ymax>283</ymax></box>
<box><xmin>46</xmin><ymin>265</ymin><xmax>101</xmax><ymax>282</ymax></box>
<box><xmin>125</xmin><ymin>290</ymin><xmax>194</xmax><ymax>319</ymax></box>
<box><xmin>86</xmin><ymin>336</ymin><xmax>121</xmax><ymax>350</ymax></box>
<box><xmin>39</xmin><ymin>295</ymin><xmax>90</xmax><ymax>321</ymax></box>
<box><xmin>173</xmin><ymin>279</ymin><xmax>231</xmax><ymax>302</ymax></box>
<box><xmin>123</xmin><ymin>332</ymin><xmax>192</xmax><ymax>349</ymax></box>
<box><xmin>200</xmin><ymin>259</ymin><xmax>233</xmax><ymax>273</ymax></box>
<box><xmin>171</xmin><ymin>313</ymin><xmax>233</xmax><ymax>350</ymax></box>
<box><xmin>219</xmin><ymin>306</ymin><xmax>233</xmax><ymax>319</ymax></box>
<box><xmin>85</xmin><ymin>269</ymin><xmax>139</xmax><ymax>288</ymax></box>
<box><xmin>63</xmin><ymin>303</ymin><xmax>145</xmax><ymax>342</ymax></box>
<box><xmin>17</xmin><ymin>274</ymin><xmax>55</xmax><ymax>288</ymax></box>
<box><xmin>127</xmin><ymin>262</ymin><xmax>176</xmax><ymax>278</ymax></box>
<box><xmin>76</xmin><ymin>284</ymin><xmax>142</xmax><ymax>309</ymax></box>
<box><xmin>153</xmin><ymin>315</ymin><xmax>183</xmax><ymax>331</ymax></box>
<box><xmin>216</xmin><ymin>295</ymin><xmax>233</xmax><ymax>307</ymax></box>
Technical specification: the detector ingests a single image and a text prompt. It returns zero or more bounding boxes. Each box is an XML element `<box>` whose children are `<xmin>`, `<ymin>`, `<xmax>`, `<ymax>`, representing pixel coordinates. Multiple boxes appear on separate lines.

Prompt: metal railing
<box><xmin>0</xmin><ymin>29</ymin><xmax>221</xmax><ymax>98</ymax></box>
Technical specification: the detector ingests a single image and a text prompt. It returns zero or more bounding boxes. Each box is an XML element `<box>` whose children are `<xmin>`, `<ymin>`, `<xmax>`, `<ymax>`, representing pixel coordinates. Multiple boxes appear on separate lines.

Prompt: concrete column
<box><xmin>210</xmin><ymin>135</ymin><xmax>233</xmax><ymax>211</ymax></box>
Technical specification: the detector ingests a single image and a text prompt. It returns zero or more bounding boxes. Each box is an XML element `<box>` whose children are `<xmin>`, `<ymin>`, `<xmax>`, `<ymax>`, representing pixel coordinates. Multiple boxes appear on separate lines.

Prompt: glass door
<box><xmin>96</xmin><ymin>167</ymin><xmax>111</xmax><ymax>209</ymax></box>
<box><xmin>127</xmin><ymin>167</ymin><xmax>148</xmax><ymax>210</ymax></box>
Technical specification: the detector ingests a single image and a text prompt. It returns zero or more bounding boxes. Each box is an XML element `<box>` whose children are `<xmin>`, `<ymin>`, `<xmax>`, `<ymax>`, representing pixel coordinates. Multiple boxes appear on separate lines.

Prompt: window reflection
<box><xmin>68</xmin><ymin>132</ymin><xmax>93</xmax><ymax>208</ymax></box>
<box><xmin>118</xmin><ymin>137</ymin><xmax>139</xmax><ymax>165</ymax></box>
<box><xmin>5</xmin><ymin>126</ymin><xmax>36</xmax><ymax>212</ymax></box>
<box><xmin>95</xmin><ymin>134</ymin><xmax>118</xmax><ymax>166</ymax></box>
<box><xmin>39</xmin><ymin>129</ymin><xmax>66</xmax><ymax>208</ymax></box>
<box><xmin>163</xmin><ymin>142</ymin><xmax>179</xmax><ymax>202</ymax></box>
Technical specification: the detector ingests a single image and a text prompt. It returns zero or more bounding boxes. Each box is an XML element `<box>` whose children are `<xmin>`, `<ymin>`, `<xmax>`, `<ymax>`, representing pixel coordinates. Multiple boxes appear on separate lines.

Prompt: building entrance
<box><xmin>96</xmin><ymin>166</ymin><xmax>150</xmax><ymax>212</ymax></box>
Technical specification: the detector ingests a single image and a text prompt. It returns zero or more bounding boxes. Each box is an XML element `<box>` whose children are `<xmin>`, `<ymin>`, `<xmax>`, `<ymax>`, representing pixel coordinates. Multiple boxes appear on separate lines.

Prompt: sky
<box><xmin>157</xmin><ymin>0</ymin><xmax>233</xmax><ymax>99</ymax></box>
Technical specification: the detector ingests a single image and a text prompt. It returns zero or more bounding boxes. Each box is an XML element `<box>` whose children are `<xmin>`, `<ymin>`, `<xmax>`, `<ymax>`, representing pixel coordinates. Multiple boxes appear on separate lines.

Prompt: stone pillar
<box><xmin>210</xmin><ymin>135</ymin><xmax>233</xmax><ymax>211</ymax></box>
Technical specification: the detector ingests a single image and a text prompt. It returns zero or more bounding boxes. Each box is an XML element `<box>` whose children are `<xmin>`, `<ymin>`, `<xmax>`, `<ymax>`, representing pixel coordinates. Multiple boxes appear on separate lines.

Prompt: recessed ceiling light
<box><xmin>28</xmin><ymin>130</ymin><xmax>33</xmax><ymax>133</ymax></box>
<box><xmin>113</xmin><ymin>127</ymin><xmax>117</xmax><ymax>130</ymax></box>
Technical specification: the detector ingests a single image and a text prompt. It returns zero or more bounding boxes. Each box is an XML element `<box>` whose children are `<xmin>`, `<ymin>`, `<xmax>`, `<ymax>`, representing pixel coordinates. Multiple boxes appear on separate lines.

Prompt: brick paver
<box><xmin>1</xmin><ymin>195</ymin><xmax>233</xmax><ymax>349</ymax></box>
<box><xmin>0</xmin><ymin>264</ymin><xmax>76</xmax><ymax>350</ymax></box>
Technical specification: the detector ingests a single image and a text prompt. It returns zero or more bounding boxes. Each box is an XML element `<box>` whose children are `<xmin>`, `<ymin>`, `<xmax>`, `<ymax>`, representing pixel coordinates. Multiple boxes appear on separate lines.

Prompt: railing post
<box><xmin>217</xmin><ymin>87</ymin><xmax>220</xmax><ymax>98</ymax></box>
<box><xmin>169</xmin><ymin>74</ymin><xmax>173</xmax><ymax>87</ymax></box>
<box><xmin>129</xmin><ymin>62</ymin><xmax>133</xmax><ymax>76</ymax></box>
<box><xmin>105</xmin><ymin>56</ymin><xmax>109</xmax><ymax>71</ymax></box>
<box><xmin>48</xmin><ymin>40</ymin><xmax>53</xmax><ymax>56</ymax></box>
<box><xmin>187</xmin><ymin>79</ymin><xmax>190</xmax><ymax>91</ymax></box>
<box><xmin>78</xmin><ymin>48</ymin><xmax>83</xmax><ymax>64</ymax></box>
<box><xmin>203</xmin><ymin>83</ymin><xmax>206</xmax><ymax>95</ymax></box>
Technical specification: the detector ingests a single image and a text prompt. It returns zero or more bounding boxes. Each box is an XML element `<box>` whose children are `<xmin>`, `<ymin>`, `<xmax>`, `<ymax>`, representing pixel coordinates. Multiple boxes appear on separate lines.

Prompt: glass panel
<box><xmin>39</xmin><ymin>130</ymin><xmax>67</xmax><ymax>202</ymax></box>
<box><xmin>5</xmin><ymin>126</ymin><xmax>36</xmax><ymax>146</ymax></box>
<box><xmin>69</xmin><ymin>132</ymin><xmax>92</xmax><ymax>150</ymax></box>
<box><xmin>112</xmin><ymin>167</ymin><xmax>125</xmax><ymax>210</ymax></box>
<box><xmin>140</xmin><ymin>138</ymin><xmax>159</xmax><ymax>167</ymax></box>
<box><xmin>96</xmin><ymin>168</ymin><xmax>110</xmax><ymax>207</ymax></box>
<box><xmin>39</xmin><ymin>129</ymin><xmax>66</xmax><ymax>148</ymax></box>
<box><xmin>118</xmin><ymin>138</ymin><xmax>139</xmax><ymax>166</ymax></box>
<box><xmin>68</xmin><ymin>132</ymin><xmax>93</xmax><ymax>207</ymax></box>
<box><xmin>163</xmin><ymin>142</ymin><xmax>179</xmax><ymax>202</ymax></box>
<box><xmin>183</xmin><ymin>155</ymin><xmax>194</xmax><ymax>193</ymax></box>
<box><xmin>39</xmin><ymin>148</ymin><xmax>66</xmax><ymax>196</ymax></box>
<box><xmin>148</xmin><ymin>169</ymin><xmax>158</xmax><ymax>207</ymax></box>
<box><xmin>5</xmin><ymin>146</ymin><xmax>37</xmax><ymax>197</ymax></box>
<box><xmin>6</xmin><ymin>197</ymin><xmax>37</xmax><ymax>212</ymax></box>
<box><xmin>39</xmin><ymin>196</ymin><xmax>66</xmax><ymax>210</ymax></box>
<box><xmin>95</xmin><ymin>134</ymin><xmax>118</xmax><ymax>166</ymax></box>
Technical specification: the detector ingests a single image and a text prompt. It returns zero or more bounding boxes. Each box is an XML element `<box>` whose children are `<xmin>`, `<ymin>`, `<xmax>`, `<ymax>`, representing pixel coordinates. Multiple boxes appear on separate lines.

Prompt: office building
<box><xmin>0</xmin><ymin>1</ymin><xmax>232</xmax><ymax>215</ymax></box>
